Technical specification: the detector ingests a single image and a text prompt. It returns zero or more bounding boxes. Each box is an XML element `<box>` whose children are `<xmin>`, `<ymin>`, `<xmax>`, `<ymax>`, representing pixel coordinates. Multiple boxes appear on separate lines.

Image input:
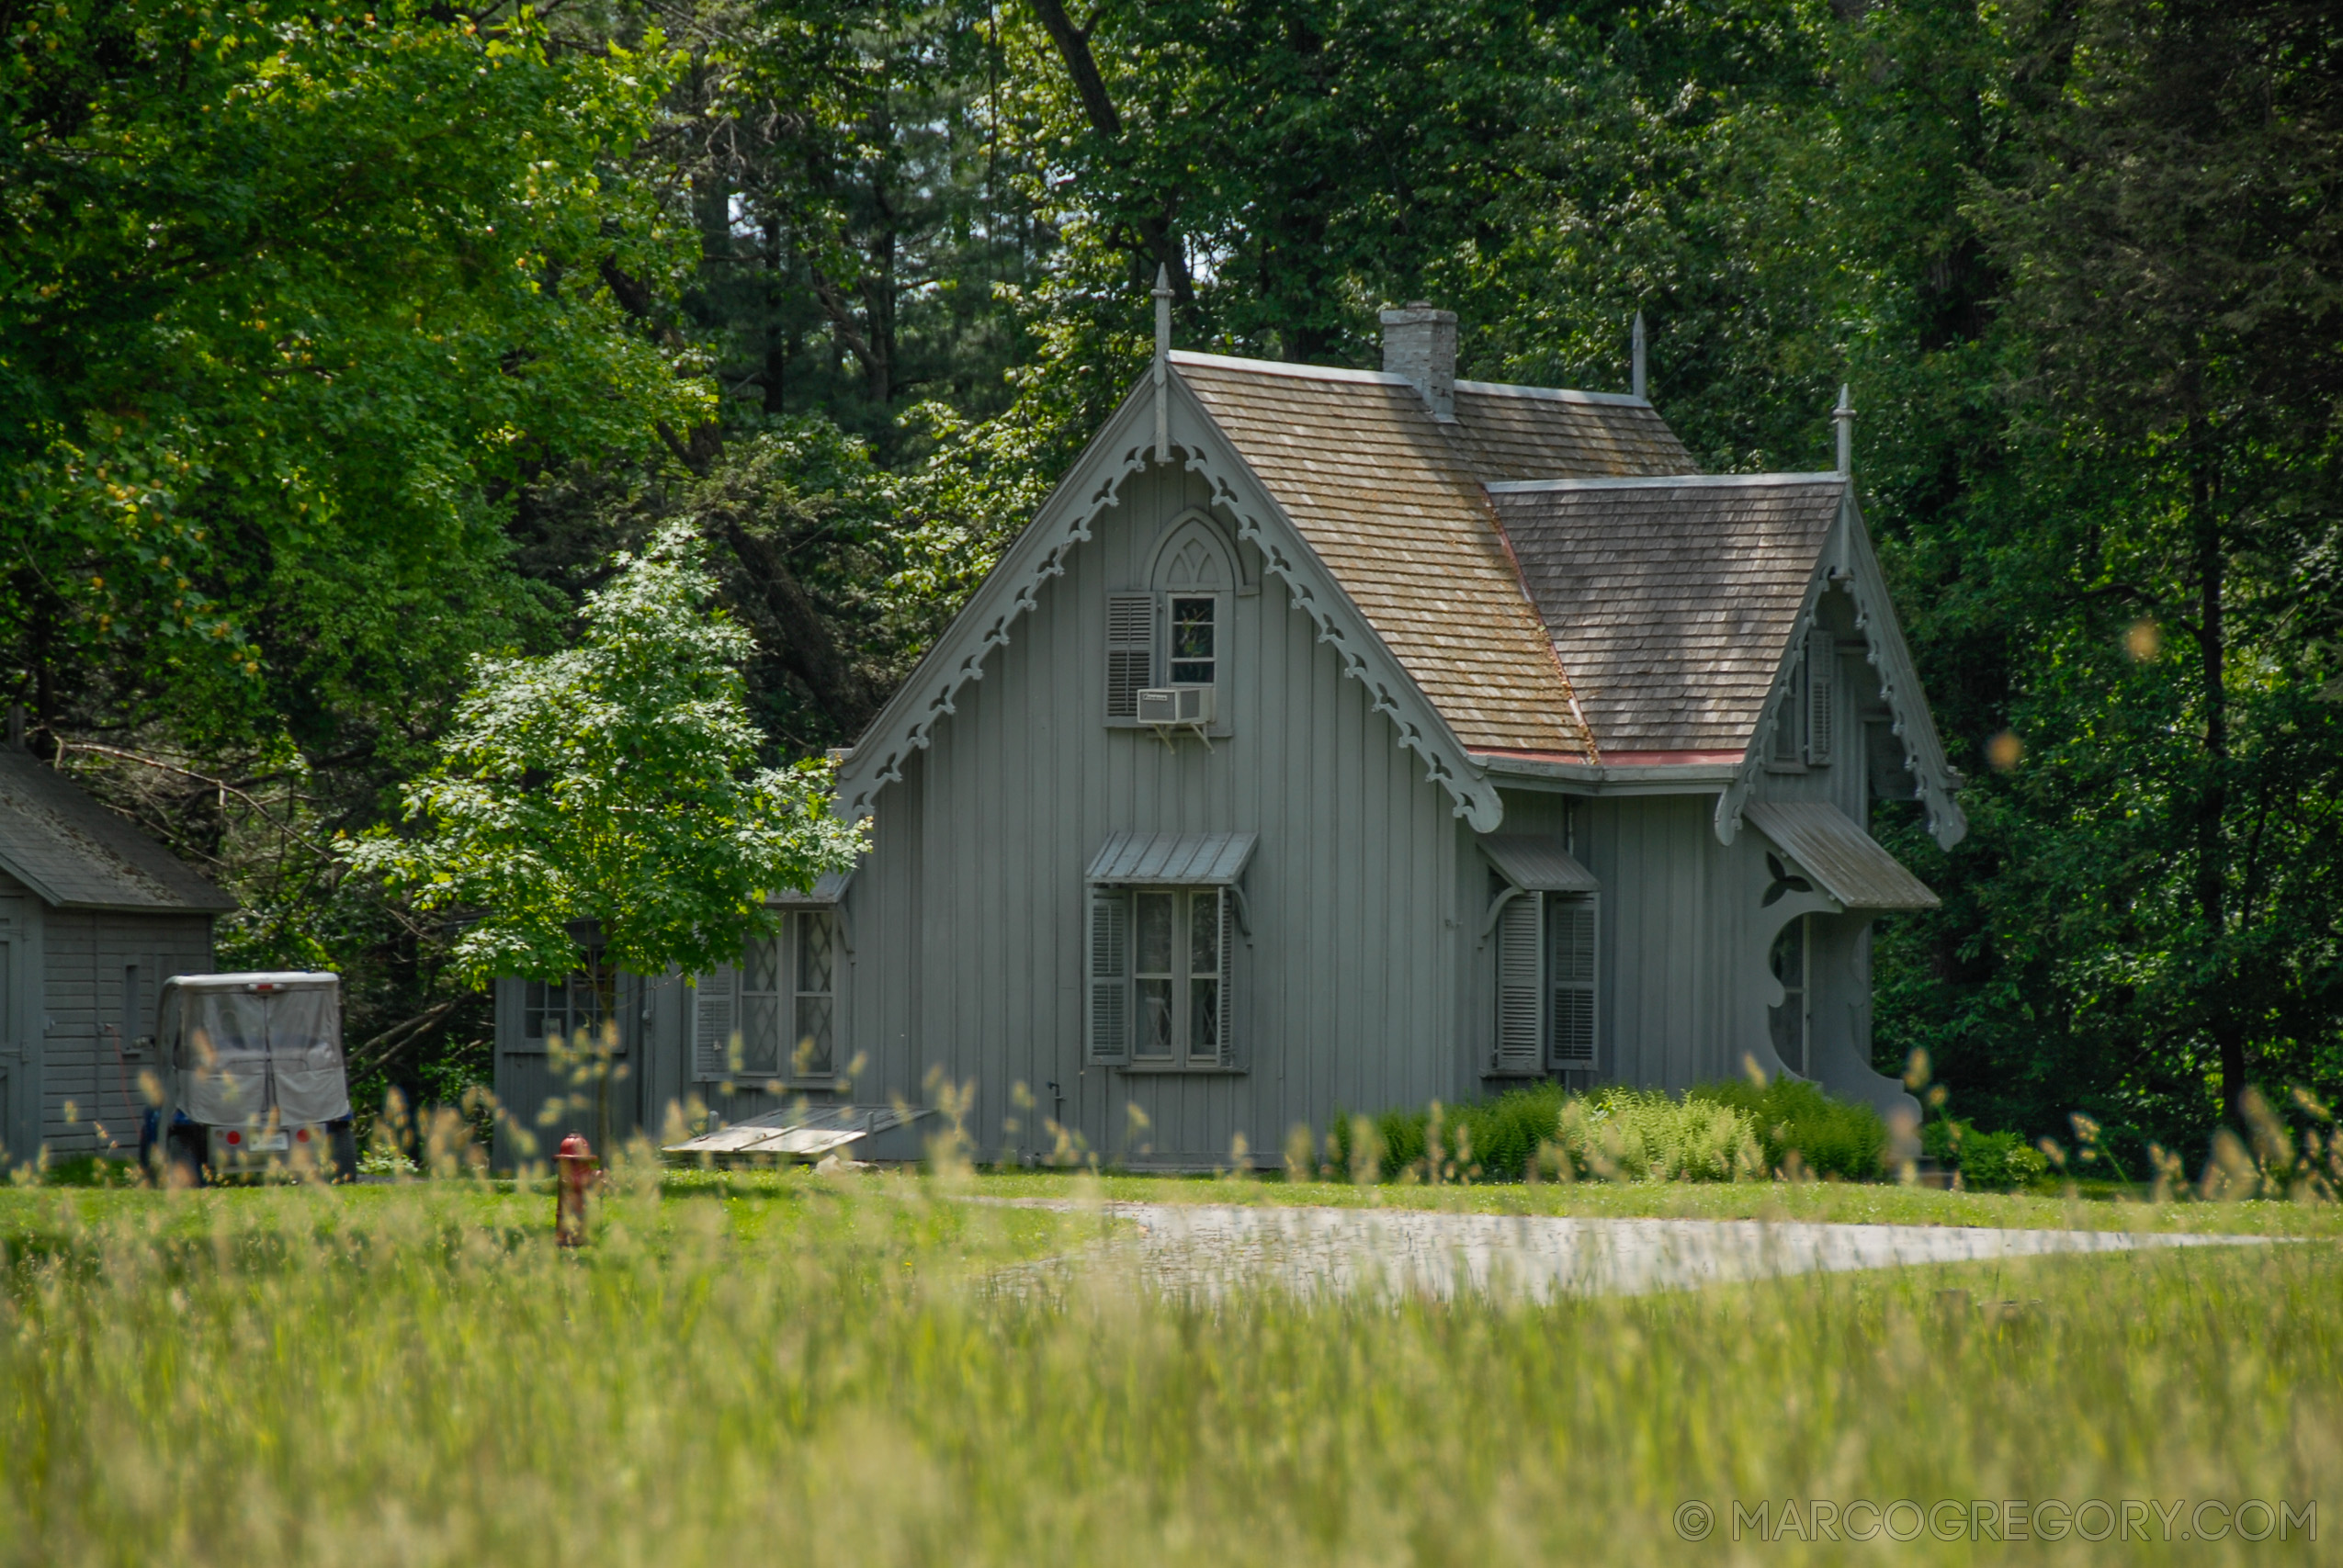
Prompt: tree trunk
<box><xmin>2190</xmin><ymin>435</ymin><xmax>2243</xmax><ymax>1121</ymax></box>
<box><xmin>715</xmin><ymin>515</ymin><xmax>877</xmax><ymax>740</ymax></box>
<box><xmin>1025</xmin><ymin>0</ymin><xmax>1194</xmax><ymax>303</ymax></box>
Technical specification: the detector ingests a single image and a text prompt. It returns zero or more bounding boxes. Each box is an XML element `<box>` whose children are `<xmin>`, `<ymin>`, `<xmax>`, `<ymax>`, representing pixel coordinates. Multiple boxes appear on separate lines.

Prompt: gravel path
<box><xmin>996</xmin><ymin>1200</ymin><xmax>2270</xmax><ymax>1301</ymax></box>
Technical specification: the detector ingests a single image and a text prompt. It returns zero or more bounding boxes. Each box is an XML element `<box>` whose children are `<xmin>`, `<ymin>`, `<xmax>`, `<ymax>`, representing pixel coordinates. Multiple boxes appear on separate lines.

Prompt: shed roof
<box><xmin>1086</xmin><ymin>830</ymin><xmax>1258</xmax><ymax>886</ymax></box>
<box><xmin>1477</xmin><ymin>834</ymin><xmax>1601</xmax><ymax>894</ymax></box>
<box><xmin>0</xmin><ymin>750</ymin><xmax>235</xmax><ymax>914</ymax></box>
<box><xmin>1744</xmin><ymin>801</ymin><xmax>1938</xmax><ymax>911</ymax></box>
<box><xmin>1487</xmin><ymin>475</ymin><xmax>1848</xmax><ymax>755</ymax></box>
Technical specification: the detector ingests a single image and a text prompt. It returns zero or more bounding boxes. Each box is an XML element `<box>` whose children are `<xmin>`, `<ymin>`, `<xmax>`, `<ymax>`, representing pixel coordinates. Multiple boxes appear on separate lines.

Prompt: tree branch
<box><xmin>1024</xmin><ymin>0</ymin><xmax>1193</xmax><ymax>302</ymax></box>
<box><xmin>347</xmin><ymin>999</ymin><xmax>465</xmax><ymax>1073</ymax></box>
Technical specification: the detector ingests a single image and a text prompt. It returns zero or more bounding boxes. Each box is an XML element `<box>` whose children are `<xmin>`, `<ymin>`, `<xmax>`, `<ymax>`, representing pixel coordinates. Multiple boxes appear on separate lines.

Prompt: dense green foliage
<box><xmin>1687</xmin><ymin>1078</ymin><xmax>1890</xmax><ymax>1181</ymax></box>
<box><xmin>1922</xmin><ymin>1117</ymin><xmax>2051</xmax><ymax>1192</ymax></box>
<box><xmin>7</xmin><ymin>0</ymin><xmax>2341</xmax><ymax>1162</ymax></box>
<box><xmin>2</xmin><ymin>1179</ymin><xmax>2337</xmax><ymax>1566</ymax></box>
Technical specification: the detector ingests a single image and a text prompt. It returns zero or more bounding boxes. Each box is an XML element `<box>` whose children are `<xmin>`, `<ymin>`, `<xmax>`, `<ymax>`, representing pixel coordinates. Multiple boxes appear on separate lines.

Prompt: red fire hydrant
<box><xmin>555</xmin><ymin>1132</ymin><xmax>597</xmax><ymax>1247</ymax></box>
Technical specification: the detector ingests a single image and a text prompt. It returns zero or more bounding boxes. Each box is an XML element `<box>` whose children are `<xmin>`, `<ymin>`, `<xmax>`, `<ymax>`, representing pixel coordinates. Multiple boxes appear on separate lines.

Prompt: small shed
<box><xmin>0</xmin><ymin>748</ymin><xmax>233</xmax><ymax>1167</ymax></box>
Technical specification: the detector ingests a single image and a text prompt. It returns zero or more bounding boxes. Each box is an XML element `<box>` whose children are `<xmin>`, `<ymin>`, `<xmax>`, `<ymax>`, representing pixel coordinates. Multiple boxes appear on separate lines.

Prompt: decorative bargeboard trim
<box><xmin>836</xmin><ymin>372</ymin><xmax>1502</xmax><ymax>833</ymax></box>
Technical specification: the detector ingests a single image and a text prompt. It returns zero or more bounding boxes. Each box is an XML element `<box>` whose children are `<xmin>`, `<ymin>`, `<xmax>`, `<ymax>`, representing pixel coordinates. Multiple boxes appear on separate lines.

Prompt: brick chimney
<box><xmin>1380</xmin><ymin>301</ymin><xmax>1457</xmax><ymax>422</ymax></box>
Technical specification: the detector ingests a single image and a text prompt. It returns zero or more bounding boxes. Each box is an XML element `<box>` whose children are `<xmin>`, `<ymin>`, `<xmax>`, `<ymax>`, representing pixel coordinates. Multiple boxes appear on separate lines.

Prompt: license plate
<box><xmin>248</xmin><ymin>1132</ymin><xmax>290</xmax><ymax>1152</ymax></box>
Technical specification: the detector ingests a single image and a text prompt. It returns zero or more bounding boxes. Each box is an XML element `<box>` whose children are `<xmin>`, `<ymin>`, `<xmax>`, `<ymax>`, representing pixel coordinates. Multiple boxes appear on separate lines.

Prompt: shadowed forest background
<box><xmin>6</xmin><ymin>0</ymin><xmax>2338</xmax><ymax>1165</ymax></box>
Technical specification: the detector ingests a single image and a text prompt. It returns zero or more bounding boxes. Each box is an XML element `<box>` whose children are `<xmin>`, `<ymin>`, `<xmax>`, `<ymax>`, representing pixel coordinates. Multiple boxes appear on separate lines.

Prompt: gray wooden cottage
<box><xmin>0</xmin><ymin>747</ymin><xmax>232</xmax><ymax>1167</ymax></box>
<box><xmin>494</xmin><ymin>302</ymin><xmax>1964</xmax><ymax>1169</ymax></box>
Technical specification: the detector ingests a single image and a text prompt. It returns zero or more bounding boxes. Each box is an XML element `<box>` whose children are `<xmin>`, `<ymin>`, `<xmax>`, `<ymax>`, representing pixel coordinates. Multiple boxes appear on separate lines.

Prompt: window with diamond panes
<box><xmin>692</xmin><ymin>910</ymin><xmax>841</xmax><ymax>1083</ymax></box>
<box><xmin>737</xmin><ymin>931</ymin><xmax>787</xmax><ymax>1077</ymax></box>
<box><xmin>793</xmin><ymin>911</ymin><xmax>835</xmax><ymax>1076</ymax></box>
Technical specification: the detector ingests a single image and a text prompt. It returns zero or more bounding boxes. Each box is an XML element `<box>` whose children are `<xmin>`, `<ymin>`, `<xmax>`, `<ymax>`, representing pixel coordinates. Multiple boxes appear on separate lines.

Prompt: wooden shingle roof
<box><xmin>1448</xmin><ymin>381</ymin><xmax>1696</xmax><ymax>481</ymax></box>
<box><xmin>1174</xmin><ymin>354</ymin><xmax>1615</xmax><ymax>758</ymax></box>
<box><xmin>0</xmin><ymin>749</ymin><xmax>234</xmax><ymax>913</ymax></box>
<box><xmin>1486</xmin><ymin>475</ymin><xmax>1846</xmax><ymax>756</ymax></box>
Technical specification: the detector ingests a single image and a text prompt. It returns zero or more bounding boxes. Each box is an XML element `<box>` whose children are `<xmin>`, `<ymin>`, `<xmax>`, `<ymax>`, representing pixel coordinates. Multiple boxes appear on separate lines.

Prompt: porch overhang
<box><xmin>1744</xmin><ymin>801</ymin><xmax>1938</xmax><ymax>911</ymax></box>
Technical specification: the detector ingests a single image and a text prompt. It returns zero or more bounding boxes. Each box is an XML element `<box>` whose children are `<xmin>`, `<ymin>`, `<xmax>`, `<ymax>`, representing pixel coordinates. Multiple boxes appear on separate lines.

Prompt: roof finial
<box><xmin>1152</xmin><ymin>264</ymin><xmax>1173</xmax><ymax>461</ymax></box>
<box><xmin>1833</xmin><ymin>383</ymin><xmax>1855</xmax><ymax>476</ymax></box>
<box><xmin>1631</xmin><ymin>310</ymin><xmax>1647</xmax><ymax>401</ymax></box>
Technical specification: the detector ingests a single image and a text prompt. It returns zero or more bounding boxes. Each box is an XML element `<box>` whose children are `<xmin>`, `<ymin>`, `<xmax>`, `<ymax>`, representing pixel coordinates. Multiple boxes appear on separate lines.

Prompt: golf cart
<box><xmin>141</xmin><ymin>972</ymin><xmax>357</xmax><ymax>1182</ymax></box>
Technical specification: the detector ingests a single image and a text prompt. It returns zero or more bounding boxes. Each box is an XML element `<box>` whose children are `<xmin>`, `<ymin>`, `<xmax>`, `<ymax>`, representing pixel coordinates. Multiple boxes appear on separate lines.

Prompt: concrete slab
<box><xmin>994</xmin><ymin>1200</ymin><xmax>2271</xmax><ymax>1301</ymax></box>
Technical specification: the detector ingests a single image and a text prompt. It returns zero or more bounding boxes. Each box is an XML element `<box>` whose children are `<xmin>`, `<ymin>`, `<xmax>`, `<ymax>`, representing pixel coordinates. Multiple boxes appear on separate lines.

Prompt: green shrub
<box><xmin>1921</xmin><ymin>1117</ymin><xmax>2049</xmax><ymax>1191</ymax></box>
<box><xmin>1330</xmin><ymin>1083</ymin><xmax>1572</xmax><ymax>1182</ymax></box>
<box><xmin>1328</xmin><ymin>1084</ymin><xmax>1763</xmax><ymax>1184</ymax></box>
<box><xmin>1551</xmin><ymin>1089</ymin><xmax>1763</xmax><ymax>1182</ymax></box>
<box><xmin>1687</xmin><ymin>1077</ymin><xmax>1887</xmax><ymax>1179</ymax></box>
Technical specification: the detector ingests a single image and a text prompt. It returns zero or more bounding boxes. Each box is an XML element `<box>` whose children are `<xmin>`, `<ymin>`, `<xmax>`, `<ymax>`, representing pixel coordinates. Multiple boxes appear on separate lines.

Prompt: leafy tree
<box><xmin>342</xmin><ymin>522</ymin><xmax>865</xmax><ymax>986</ymax></box>
<box><xmin>1946</xmin><ymin>0</ymin><xmax>2343</xmax><ymax>1127</ymax></box>
<box><xmin>2</xmin><ymin>0</ymin><xmax>707</xmax><ymax>755</ymax></box>
<box><xmin>651</xmin><ymin>0</ymin><xmax>1047</xmax><ymax>445</ymax></box>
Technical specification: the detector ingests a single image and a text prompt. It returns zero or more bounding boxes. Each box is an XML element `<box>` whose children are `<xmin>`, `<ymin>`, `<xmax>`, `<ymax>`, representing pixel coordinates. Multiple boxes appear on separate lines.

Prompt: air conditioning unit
<box><xmin>1137</xmin><ymin>684</ymin><xmax>1216</xmax><ymax>726</ymax></box>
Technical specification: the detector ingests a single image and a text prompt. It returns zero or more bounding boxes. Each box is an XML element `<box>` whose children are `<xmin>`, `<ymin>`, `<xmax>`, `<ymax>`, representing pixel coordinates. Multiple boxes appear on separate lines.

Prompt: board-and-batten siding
<box><xmin>0</xmin><ymin>874</ymin><xmax>43</xmax><ymax>1165</ymax></box>
<box><xmin>841</xmin><ymin>459</ymin><xmax>1462</xmax><ymax>1167</ymax></box>
<box><xmin>1487</xmin><ymin>789</ymin><xmax>1725</xmax><ymax>1093</ymax></box>
<box><xmin>35</xmin><ymin>908</ymin><xmax>213</xmax><ymax>1158</ymax></box>
<box><xmin>491</xmin><ymin>971</ymin><xmax>675</xmax><ymax>1169</ymax></box>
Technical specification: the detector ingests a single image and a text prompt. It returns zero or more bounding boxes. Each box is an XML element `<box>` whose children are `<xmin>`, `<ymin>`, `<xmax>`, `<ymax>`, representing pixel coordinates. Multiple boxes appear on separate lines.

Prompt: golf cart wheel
<box><xmin>329</xmin><ymin>1122</ymin><xmax>358</xmax><ymax>1183</ymax></box>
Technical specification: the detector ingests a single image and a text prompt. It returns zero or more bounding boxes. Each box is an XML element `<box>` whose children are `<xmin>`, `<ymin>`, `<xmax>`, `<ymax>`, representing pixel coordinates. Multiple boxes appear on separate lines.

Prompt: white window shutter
<box><xmin>1547</xmin><ymin>896</ymin><xmax>1598</xmax><ymax>1069</ymax></box>
<box><xmin>1217</xmin><ymin>888</ymin><xmax>1237</xmax><ymax>1068</ymax></box>
<box><xmin>1805</xmin><ymin>626</ymin><xmax>1836</xmax><ymax>764</ymax></box>
<box><xmin>1494</xmin><ymin>892</ymin><xmax>1544</xmax><ymax>1073</ymax></box>
<box><xmin>1087</xmin><ymin>888</ymin><xmax>1130</xmax><ymax>1063</ymax></box>
<box><xmin>1105</xmin><ymin>593</ymin><xmax>1154</xmax><ymax>720</ymax></box>
<box><xmin>692</xmin><ymin>964</ymin><xmax>739</xmax><ymax>1082</ymax></box>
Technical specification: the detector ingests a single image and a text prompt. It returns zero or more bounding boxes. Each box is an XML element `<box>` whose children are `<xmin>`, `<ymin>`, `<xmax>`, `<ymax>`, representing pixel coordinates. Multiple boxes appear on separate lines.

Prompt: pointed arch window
<box><xmin>1104</xmin><ymin>513</ymin><xmax>1238</xmax><ymax>733</ymax></box>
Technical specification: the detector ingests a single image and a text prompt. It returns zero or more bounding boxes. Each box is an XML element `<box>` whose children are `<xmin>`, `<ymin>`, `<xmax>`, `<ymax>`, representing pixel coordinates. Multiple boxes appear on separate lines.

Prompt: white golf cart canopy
<box><xmin>160</xmin><ymin>971</ymin><xmax>351</xmax><ymax>1126</ymax></box>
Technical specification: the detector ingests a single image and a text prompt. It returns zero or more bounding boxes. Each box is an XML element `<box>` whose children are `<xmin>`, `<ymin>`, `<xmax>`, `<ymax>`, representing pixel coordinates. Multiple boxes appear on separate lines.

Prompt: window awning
<box><xmin>1478</xmin><ymin>834</ymin><xmax>1600</xmax><ymax>893</ymax></box>
<box><xmin>1744</xmin><ymin>801</ymin><xmax>1939</xmax><ymax>911</ymax></box>
<box><xmin>1087</xmin><ymin>830</ymin><xmax>1258</xmax><ymax>886</ymax></box>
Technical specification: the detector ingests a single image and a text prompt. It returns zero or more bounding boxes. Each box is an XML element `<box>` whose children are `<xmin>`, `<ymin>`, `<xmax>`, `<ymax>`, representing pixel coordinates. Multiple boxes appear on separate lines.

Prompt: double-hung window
<box><xmin>694</xmin><ymin>909</ymin><xmax>840</xmax><ymax>1084</ymax></box>
<box><xmin>1085</xmin><ymin>831</ymin><xmax>1255</xmax><ymax>1070</ymax></box>
<box><xmin>1481</xmin><ymin>835</ymin><xmax>1602</xmax><ymax>1076</ymax></box>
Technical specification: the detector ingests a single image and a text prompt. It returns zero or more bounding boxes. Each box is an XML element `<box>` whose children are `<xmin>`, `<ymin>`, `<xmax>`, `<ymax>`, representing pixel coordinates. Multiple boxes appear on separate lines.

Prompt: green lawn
<box><xmin>2</xmin><ymin>1173</ymin><xmax>2335</xmax><ymax>1565</ymax></box>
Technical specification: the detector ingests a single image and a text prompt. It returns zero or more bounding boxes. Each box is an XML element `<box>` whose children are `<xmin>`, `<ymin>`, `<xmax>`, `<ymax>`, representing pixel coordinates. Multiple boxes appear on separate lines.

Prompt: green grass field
<box><xmin>3</xmin><ymin>1170</ymin><xmax>2335</xmax><ymax>1565</ymax></box>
